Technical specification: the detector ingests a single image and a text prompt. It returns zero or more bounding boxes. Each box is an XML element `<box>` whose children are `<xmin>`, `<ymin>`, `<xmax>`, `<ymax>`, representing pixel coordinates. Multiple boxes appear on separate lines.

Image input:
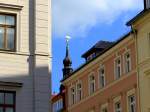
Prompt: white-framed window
<box><xmin>128</xmin><ymin>95</ymin><xmax>136</xmax><ymax>112</ymax></box>
<box><xmin>58</xmin><ymin>99</ymin><xmax>63</xmax><ymax>111</ymax></box>
<box><xmin>115</xmin><ymin>101</ymin><xmax>121</xmax><ymax>112</ymax></box>
<box><xmin>99</xmin><ymin>66</ymin><xmax>105</xmax><ymax>88</ymax></box>
<box><xmin>115</xmin><ymin>57</ymin><xmax>121</xmax><ymax>79</ymax></box>
<box><xmin>101</xmin><ymin>108</ymin><xmax>108</xmax><ymax>112</ymax></box>
<box><xmin>53</xmin><ymin>102</ymin><xmax>56</xmax><ymax>112</ymax></box>
<box><xmin>76</xmin><ymin>82</ymin><xmax>82</xmax><ymax>102</ymax></box>
<box><xmin>70</xmin><ymin>86</ymin><xmax>76</xmax><ymax>105</ymax></box>
<box><xmin>101</xmin><ymin>103</ymin><xmax>108</xmax><ymax>112</ymax></box>
<box><xmin>0</xmin><ymin>14</ymin><xmax>16</xmax><ymax>51</ymax></box>
<box><xmin>53</xmin><ymin>99</ymin><xmax>63</xmax><ymax>112</ymax></box>
<box><xmin>89</xmin><ymin>74</ymin><xmax>95</xmax><ymax>95</ymax></box>
<box><xmin>124</xmin><ymin>52</ymin><xmax>131</xmax><ymax>73</ymax></box>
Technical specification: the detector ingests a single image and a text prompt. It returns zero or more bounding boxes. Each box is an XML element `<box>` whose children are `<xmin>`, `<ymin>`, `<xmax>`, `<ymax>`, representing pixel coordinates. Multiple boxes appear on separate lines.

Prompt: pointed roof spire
<box><xmin>62</xmin><ymin>36</ymin><xmax>73</xmax><ymax>78</ymax></box>
<box><xmin>65</xmin><ymin>36</ymin><xmax>70</xmax><ymax>58</ymax></box>
<box><xmin>63</xmin><ymin>36</ymin><xmax>72</xmax><ymax>66</ymax></box>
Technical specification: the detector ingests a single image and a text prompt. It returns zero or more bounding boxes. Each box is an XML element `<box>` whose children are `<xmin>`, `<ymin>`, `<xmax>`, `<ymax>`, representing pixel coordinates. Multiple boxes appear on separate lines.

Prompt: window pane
<box><xmin>5</xmin><ymin>93</ymin><xmax>14</xmax><ymax>105</ymax></box>
<box><xmin>5</xmin><ymin>108</ymin><xmax>14</xmax><ymax>112</ymax></box>
<box><xmin>0</xmin><ymin>27</ymin><xmax>4</xmax><ymax>49</ymax></box>
<box><xmin>0</xmin><ymin>107</ymin><xmax>3</xmax><ymax>112</ymax></box>
<box><xmin>0</xmin><ymin>93</ymin><xmax>4</xmax><ymax>104</ymax></box>
<box><xmin>6</xmin><ymin>16</ymin><xmax>15</xmax><ymax>25</ymax></box>
<box><xmin>7</xmin><ymin>28</ymin><xmax>15</xmax><ymax>50</ymax></box>
<box><xmin>0</xmin><ymin>15</ymin><xmax>5</xmax><ymax>24</ymax></box>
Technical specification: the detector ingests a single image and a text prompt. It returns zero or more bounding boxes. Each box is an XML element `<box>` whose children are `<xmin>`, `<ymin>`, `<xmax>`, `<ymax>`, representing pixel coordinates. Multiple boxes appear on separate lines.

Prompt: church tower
<box><xmin>63</xmin><ymin>36</ymin><xmax>73</xmax><ymax>79</ymax></box>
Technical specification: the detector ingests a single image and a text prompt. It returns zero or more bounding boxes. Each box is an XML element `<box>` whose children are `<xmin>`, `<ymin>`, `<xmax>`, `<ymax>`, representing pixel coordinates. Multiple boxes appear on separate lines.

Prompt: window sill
<box><xmin>0</xmin><ymin>50</ymin><xmax>30</xmax><ymax>56</ymax></box>
<box><xmin>0</xmin><ymin>49</ymin><xmax>16</xmax><ymax>53</ymax></box>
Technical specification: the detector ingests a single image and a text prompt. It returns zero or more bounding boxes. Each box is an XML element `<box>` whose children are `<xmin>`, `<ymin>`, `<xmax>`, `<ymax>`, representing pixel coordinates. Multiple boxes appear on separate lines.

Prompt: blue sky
<box><xmin>52</xmin><ymin>0</ymin><xmax>143</xmax><ymax>93</ymax></box>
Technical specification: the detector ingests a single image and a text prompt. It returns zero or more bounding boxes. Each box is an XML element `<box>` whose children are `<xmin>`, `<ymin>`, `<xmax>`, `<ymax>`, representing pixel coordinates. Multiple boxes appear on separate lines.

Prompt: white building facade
<box><xmin>0</xmin><ymin>0</ymin><xmax>51</xmax><ymax>112</ymax></box>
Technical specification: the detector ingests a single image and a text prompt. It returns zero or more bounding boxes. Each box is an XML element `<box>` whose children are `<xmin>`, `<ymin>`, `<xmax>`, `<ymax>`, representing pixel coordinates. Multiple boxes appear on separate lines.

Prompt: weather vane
<box><xmin>65</xmin><ymin>35</ymin><xmax>71</xmax><ymax>46</ymax></box>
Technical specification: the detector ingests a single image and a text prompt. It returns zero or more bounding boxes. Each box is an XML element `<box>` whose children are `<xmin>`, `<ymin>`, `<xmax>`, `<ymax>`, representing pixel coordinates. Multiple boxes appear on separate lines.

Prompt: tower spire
<box><xmin>65</xmin><ymin>36</ymin><xmax>69</xmax><ymax>58</ymax></box>
<box><xmin>62</xmin><ymin>36</ymin><xmax>73</xmax><ymax>78</ymax></box>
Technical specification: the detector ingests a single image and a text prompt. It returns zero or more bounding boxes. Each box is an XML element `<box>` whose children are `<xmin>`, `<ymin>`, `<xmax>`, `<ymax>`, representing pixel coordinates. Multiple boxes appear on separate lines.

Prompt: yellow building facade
<box><xmin>127</xmin><ymin>1</ymin><xmax>150</xmax><ymax>111</ymax></box>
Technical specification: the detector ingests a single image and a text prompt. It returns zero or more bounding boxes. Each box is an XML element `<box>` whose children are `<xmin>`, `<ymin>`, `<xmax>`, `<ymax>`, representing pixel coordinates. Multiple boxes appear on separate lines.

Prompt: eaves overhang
<box><xmin>126</xmin><ymin>9</ymin><xmax>150</xmax><ymax>26</ymax></box>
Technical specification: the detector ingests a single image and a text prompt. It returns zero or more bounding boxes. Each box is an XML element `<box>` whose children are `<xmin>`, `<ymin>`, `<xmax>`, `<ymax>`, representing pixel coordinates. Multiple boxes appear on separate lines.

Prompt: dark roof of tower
<box><xmin>63</xmin><ymin>43</ymin><xmax>72</xmax><ymax>67</ymax></box>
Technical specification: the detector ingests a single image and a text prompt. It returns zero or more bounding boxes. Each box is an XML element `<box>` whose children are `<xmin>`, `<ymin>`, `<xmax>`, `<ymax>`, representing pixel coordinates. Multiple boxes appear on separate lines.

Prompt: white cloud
<box><xmin>52</xmin><ymin>0</ymin><xmax>143</xmax><ymax>38</ymax></box>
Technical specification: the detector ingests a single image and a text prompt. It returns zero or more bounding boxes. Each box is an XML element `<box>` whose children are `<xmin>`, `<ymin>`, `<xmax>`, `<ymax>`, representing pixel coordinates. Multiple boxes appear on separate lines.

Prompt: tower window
<box><xmin>0</xmin><ymin>14</ymin><xmax>16</xmax><ymax>51</ymax></box>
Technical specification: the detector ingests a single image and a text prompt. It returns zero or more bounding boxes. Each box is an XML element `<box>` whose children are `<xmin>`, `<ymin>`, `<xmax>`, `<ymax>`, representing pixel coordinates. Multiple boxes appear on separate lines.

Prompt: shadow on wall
<box><xmin>0</xmin><ymin>55</ymin><xmax>51</xmax><ymax>112</ymax></box>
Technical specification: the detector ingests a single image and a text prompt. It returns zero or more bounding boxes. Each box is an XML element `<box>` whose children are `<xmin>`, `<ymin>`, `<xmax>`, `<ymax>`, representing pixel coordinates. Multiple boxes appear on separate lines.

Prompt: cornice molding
<box><xmin>0</xmin><ymin>81</ymin><xmax>23</xmax><ymax>88</ymax></box>
<box><xmin>0</xmin><ymin>3</ymin><xmax>23</xmax><ymax>10</ymax></box>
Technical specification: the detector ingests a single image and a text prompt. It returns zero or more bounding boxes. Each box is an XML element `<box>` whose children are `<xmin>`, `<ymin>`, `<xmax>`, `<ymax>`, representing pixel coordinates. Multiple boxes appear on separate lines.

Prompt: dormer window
<box><xmin>87</xmin><ymin>53</ymin><xmax>96</xmax><ymax>61</ymax></box>
<box><xmin>0</xmin><ymin>14</ymin><xmax>16</xmax><ymax>51</ymax></box>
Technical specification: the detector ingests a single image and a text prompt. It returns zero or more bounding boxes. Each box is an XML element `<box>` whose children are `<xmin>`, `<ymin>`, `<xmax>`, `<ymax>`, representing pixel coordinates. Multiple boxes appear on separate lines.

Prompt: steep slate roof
<box><xmin>61</xmin><ymin>32</ymin><xmax>131</xmax><ymax>82</ymax></box>
<box><xmin>82</xmin><ymin>41</ymin><xmax>114</xmax><ymax>58</ymax></box>
<box><xmin>94</xmin><ymin>41</ymin><xmax>114</xmax><ymax>48</ymax></box>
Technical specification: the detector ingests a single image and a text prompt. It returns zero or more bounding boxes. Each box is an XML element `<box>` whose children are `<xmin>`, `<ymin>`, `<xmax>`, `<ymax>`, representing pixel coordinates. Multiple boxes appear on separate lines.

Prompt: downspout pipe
<box><xmin>33</xmin><ymin>0</ymin><xmax>36</xmax><ymax>112</ymax></box>
<box><xmin>131</xmin><ymin>25</ymin><xmax>141</xmax><ymax>112</ymax></box>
